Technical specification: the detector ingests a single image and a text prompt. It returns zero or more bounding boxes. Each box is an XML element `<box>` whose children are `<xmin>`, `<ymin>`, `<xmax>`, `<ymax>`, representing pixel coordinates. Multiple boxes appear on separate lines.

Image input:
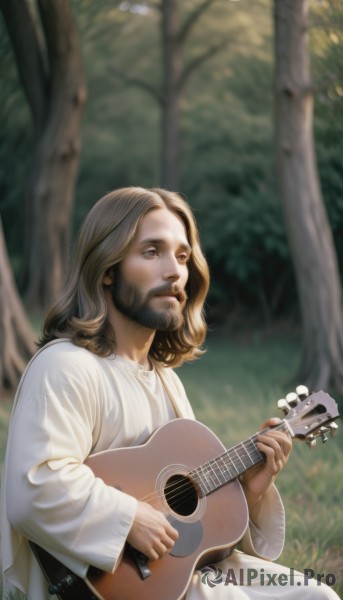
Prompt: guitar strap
<box><xmin>6</xmin><ymin>338</ymin><xmax>70</xmax><ymax>428</ymax></box>
<box><xmin>14</xmin><ymin>339</ymin><xmax>184</xmax><ymax>419</ymax></box>
<box><xmin>154</xmin><ymin>362</ymin><xmax>184</xmax><ymax>419</ymax></box>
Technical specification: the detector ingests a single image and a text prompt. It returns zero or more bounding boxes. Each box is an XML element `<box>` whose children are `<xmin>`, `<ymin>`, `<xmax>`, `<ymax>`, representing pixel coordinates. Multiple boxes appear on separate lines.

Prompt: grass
<box><xmin>0</xmin><ymin>329</ymin><xmax>342</xmax><ymax>598</ymax></box>
<box><xmin>180</xmin><ymin>329</ymin><xmax>343</xmax><ymax>598</ymax></box>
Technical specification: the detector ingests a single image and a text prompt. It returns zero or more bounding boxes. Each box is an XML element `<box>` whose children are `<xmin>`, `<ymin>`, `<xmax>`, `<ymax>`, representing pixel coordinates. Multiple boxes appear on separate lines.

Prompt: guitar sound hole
<box><xmin>164</xmin><ymin>474</ymin><xmax>198</xmax><ymax>516</ymax></box>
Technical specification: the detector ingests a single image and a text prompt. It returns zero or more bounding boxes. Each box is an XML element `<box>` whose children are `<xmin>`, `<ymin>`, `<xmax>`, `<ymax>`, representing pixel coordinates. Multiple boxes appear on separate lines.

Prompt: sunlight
<box><xmin>119</xmin><ymin>1</ymin><xmax>150</xmax><ymax>15</ymax></box>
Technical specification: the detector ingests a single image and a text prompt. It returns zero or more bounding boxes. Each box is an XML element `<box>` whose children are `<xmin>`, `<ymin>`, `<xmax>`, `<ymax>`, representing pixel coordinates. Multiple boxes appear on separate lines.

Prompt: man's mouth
<box><xmin>156</xmin><ymin>293</ymin><xmax>180</xmax><ymax>302</ymax></box>
<box><xmin>153</xmin><ymin>288</ymin><xmax>187</xmax><ymax>304</ymax></box>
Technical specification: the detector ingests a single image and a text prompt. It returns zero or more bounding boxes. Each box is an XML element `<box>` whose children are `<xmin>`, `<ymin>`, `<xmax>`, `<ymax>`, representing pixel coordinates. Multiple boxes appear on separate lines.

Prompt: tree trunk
<box><xmin>0</xmin><ymin>0</ymin><xmax>87</xmax><ymax>311</ymax></box>
<box><xmin>274</xmin><ymin>0</ymin><xmax>343</xmax><ymax>392</ymax></box>
<box><xmin>160</xmin><ymin>0</ymin><xmax>183</xmax><ymax>190</ymax></box>
<box><xmin>0</xmin><ymin>218</ymin><xmax>36</xmax><ymax>394</ymax></box>
<box><xmin>111</xmin><ymin>0</ymin><xmax>221</xmax><ymax>191</ymax></box>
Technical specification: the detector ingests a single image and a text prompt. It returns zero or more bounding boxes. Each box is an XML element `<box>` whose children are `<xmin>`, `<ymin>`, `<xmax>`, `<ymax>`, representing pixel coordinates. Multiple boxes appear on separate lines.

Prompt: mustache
<box><xmin>148</xmin><ymin>283</ymin><xmax>188</xmax><ymax>304</ymax></box>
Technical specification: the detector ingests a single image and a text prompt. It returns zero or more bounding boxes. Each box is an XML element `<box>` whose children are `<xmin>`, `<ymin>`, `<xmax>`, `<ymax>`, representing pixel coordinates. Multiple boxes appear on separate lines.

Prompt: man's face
<box><xmin>111</xmin><ymin>208</ymin><xmax>191</xmax><ymax>332</ymax></box>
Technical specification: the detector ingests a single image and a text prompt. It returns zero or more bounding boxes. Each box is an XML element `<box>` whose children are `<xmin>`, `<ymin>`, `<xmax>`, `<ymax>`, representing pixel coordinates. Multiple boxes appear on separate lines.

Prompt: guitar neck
<box><xmin>191</xmin><ymin>424</ymin><xmax>283</xmax><ymax>497</ymax></box>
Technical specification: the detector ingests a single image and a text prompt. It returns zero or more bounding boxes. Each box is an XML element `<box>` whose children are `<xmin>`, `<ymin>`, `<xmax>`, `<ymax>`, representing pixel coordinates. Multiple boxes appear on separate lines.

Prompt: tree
<box><xmin>274</xmin><ymin>0</ymin><xmax>343</xmax><ymax>392</ymax></box>
<box><xmin>160</xmin><ymin>0</ymin><xmax>231</xmax><ymax>188</ymax></box>
<box><xmin>0</xmin><ymin>0</ymin><xmax>87</xmax><ymax>311</ymax></box>
<box><xmin>0</xmin><ymin>217</ymin><xmax>35</xmax><ymax>393</ymax></box>
<box><xmin>111</xmin><ymin>0</ymin><xmax>230</xmax><ymax>189</ymax></box>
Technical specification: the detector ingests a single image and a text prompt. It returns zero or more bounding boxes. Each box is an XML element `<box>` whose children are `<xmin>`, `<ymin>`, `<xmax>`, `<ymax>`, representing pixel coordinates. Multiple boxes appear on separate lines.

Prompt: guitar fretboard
<box><xmin>191</xmin><ymin>427</ymin><xmax>278</xmax><ymax>497</ymax></box>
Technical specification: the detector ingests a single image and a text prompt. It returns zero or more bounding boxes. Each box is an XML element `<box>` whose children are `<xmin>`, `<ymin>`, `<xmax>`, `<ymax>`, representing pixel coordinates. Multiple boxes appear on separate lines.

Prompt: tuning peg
<box><xmin>277</xmin><ymin>398</ymin><xmax>291</xmax><ymax>414</ymax></box>
<box><xmin>306</xmin><ymin>435</ymin><xmax>317</xmax><ymax>449</ymax></box>
<box><xmin>329</xmin><ymin>422</ymin><xmax>339</xmax><ymax>437</ymax></box>
<box><xmin>286</xmin><ymin>392</ymin><xmax>300</xmax><ymax>407</ymax></box>
<box><xmin>295</xmin><ymin>385</ymin><xmax>309</xmax><ymax>399</ymax></box>
<box><xmin>319</xmin><ymin>427</ymin><xmax>328</xmax><ymax>443</ymax></box>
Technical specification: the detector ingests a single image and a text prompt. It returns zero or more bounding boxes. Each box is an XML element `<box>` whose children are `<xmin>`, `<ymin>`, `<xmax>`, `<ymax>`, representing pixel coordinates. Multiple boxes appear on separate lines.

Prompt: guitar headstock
<box><xmin>277</xmin><ymin>386</ymin><xmax>340</xmax><ymax>448</ymax></box>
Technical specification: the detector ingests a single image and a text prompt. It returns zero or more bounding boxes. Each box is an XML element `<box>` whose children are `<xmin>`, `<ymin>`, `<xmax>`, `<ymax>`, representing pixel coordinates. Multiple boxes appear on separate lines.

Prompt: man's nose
<box><xmin>162</xmin><ymin>254</ymin><xmax>182</xmax><ymax>281</ymax></box>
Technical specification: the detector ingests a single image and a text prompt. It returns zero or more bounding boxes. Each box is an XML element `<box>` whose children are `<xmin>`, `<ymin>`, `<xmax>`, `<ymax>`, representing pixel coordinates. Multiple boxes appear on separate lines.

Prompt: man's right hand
<box><xmin>127</xmin><ymin>501</ymin><xmax>179</xmax><ymax>560</ymax></box>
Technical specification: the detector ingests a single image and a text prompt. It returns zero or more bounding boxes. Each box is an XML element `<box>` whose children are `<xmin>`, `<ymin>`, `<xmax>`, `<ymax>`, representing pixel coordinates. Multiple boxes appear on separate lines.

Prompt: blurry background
<box><xmin>0</xmin><ymin>1</ymin><xmax>342</xmax><ymax>596</ymax></box>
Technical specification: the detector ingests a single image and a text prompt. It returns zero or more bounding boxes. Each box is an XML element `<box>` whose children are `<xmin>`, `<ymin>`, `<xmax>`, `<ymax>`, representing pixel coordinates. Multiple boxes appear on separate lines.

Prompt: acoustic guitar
<box><xmin>30</xmin><ymin>388</ymin><xmax>339</xmax><ymax>600</ymax></box>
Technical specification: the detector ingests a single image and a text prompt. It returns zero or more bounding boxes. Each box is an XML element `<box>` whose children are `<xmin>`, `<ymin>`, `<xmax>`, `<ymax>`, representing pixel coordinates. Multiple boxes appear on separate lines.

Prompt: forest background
<box><xmin>0</xmin><ymin>0</ymin><xmax>343</xmax><ymax>597</ymax></box>
<box><xmin>1</xmin><ymin>0</ymin><xmax>342</xmax><ymax>330</ymax></box>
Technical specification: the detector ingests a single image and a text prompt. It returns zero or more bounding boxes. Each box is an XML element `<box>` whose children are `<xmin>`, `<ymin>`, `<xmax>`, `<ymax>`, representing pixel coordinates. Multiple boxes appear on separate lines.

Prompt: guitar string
<box><xmin>156</xmin><ymin>438</ymin><xmax>265</xmax><ymax>512</ymax></box>
<box><xmin>159</xmin><ymin>411</ymin><xmax>327</xmax><ymax>513</ymax></box>
<box><xmin>139</xmin><ymin>447</ymin><xmax>259</xmax><ymax>513</ymax></box>
<box><xmin>136</xmin><ymin>422</ymin><xmax>290</xmax><ymax>510</ymax></box>
<box><xmin>136</xmin><ymin>411</ymin><xmax>324</xmax><ymax>512</ymax></box>
<box><xmin>135</xmin><ymin>420</ymin><xmax>303</xmax><ymax>510</ymax></box>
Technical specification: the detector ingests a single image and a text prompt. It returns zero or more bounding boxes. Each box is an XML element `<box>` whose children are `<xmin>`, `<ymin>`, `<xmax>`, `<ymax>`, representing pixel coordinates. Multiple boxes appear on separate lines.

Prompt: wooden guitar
<box><xmin>30</xmin><ymin>389</ymin><xmax>339</xmax><ymax>600</ymax></box>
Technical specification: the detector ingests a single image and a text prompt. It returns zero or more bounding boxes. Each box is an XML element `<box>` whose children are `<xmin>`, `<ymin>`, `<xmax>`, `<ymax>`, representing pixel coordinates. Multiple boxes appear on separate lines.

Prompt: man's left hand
<box><xmin>241</xmin><ymin>418</ymin><xmax>292</xmax><ymax>517</ymax></box>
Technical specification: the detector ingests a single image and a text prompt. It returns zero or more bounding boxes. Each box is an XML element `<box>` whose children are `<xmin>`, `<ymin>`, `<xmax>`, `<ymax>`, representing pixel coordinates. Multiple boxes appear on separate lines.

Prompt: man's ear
<box><xmin>102</xmin><ymin>267</ymin><xmax>115</xmax><ymax>286</ymax></box>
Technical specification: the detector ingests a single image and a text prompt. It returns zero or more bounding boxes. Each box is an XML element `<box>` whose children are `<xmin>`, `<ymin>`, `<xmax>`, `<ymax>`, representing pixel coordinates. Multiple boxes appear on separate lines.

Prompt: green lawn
<box><xmin>180</xmin><ymin>330</ymin><xmax>343</xmax><ymax>598</ymax></box>
<box><xmin>1</xmin><ymin>330</ymin><xmax>342</xmax><ymax>598</ymax></box>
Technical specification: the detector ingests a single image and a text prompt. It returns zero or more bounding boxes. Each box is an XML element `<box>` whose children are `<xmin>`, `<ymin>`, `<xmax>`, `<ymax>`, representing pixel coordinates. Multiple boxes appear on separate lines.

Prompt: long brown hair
<box><xmin>40</xmin><ymin>187</ymin><xmax>210</xmax><ymax>367</ymax></box>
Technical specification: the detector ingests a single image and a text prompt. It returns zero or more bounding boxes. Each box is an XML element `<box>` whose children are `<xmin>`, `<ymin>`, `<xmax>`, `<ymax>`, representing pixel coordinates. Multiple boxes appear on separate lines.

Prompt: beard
<box><xmin>110</xmin><ymin>270</ymin><xmax>187</xmax><ymax>332</ymax></box>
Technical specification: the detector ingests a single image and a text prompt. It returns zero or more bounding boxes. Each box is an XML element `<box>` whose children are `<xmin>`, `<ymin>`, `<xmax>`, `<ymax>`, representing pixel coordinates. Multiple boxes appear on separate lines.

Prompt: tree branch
<box><xmin>178</xmin><ymin>38</ymin><xmax>230</xmax><ymax>90</ymax></box>
<box><xmin>0</xmin><ymin>0</ymin><xmax>48</xmax><ymax>134</ymax></box>
<box><xmin>314</xmin><ymin>72</ymin><xmax>342</xmax><ymax>94</ymax></box>
<box><xmin>309</xmin><ymin>17</ymin><xmax>343</xmax><ymax>32</ymax></box>
<box><xmin>178</xmin><ymin>0</ymin><xmax>218</xmax><ymax>44</ymax></box>
<box><xmin>108</xmin><ymin>66</ymin><xmax>165</xmax><ymax>105</ymax></box>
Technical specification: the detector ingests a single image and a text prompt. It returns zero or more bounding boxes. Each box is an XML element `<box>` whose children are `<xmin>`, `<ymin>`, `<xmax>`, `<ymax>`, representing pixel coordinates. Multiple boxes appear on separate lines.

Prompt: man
<box><xmin>1</xmin><ymin>187</ymin><xmax>339</xmax><ymax>599</ymax></box>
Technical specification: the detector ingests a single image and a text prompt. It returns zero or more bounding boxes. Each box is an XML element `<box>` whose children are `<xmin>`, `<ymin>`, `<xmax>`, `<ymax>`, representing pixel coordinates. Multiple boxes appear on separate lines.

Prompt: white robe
<box><xmin>0</xmin><ymin>340</ymin><xmax>338</xmax><ymax>599</ymax></box>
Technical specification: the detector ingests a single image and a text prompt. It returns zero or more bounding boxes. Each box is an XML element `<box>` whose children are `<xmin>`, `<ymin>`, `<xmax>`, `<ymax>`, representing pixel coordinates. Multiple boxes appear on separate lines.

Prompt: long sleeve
<box><xmin>238</xmin><ymin>483</ymin><xmax>285</xmax><ymax>560</ymax></box>
<box><xmin>3</xmin><ymin>341</ymin><xmax>137</xmax><ymax>584</ymax></box>
<box><xmin>6</xmin><ymin>416</ymin><xmax>137</xmax><ymax>576</ymax></box>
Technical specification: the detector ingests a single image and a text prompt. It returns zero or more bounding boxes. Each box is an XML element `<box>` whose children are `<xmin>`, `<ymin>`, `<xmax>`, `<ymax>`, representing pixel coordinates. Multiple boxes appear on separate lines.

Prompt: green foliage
<box><xmin>0</xmin><ymin>0</ymin><xmax>342</xmax><ymax>320</ymax></box>
<box><xmin>197</xmin><ymin>191</ymin><xmax>295</xmax><ymax>319</ymax></box>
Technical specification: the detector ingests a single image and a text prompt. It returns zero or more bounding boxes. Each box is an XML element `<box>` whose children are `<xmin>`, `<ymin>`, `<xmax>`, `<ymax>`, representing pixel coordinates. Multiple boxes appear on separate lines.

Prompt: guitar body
<box><xmin>84</xmin><ymin>418</ymin><xmax>248</xmax><ymax>600</ymax></box>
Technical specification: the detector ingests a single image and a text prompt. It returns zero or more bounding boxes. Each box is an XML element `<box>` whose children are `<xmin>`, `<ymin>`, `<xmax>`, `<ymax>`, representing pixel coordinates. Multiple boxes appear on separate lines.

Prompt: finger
<box><xmin>259</xmin><ymin>417</ymin><xmax>282</xmax><ymax>430</ymax></box>
<box><xmin>265</xmin><ymin>428</ymin><xmax>291</xmax><ymax>441</ymax></box>
<box><xmin>147</xmin><ymin>547</ymin><xmax>160</xmax><ymax>561</ymax></box>
<box><xmin>260</xmin><ymin>430</ymin><xmax>293</xmax><ymax>457</ymax></box>
<box><xmin>165</xmin><ymin>522</ymin><xmax>179</xmax><ymax>541</ymax></box>
<box><xmin>165</xmin><ymin>534</ymin><xmax>177</xmax><ymax>551</ymax></box>
<box><xmin>257</xmin><ymin>436</ymin><xmax>291</xmax><ymax>474</ymax></box>
<box><xmin>256</xmin><ymin>440</ymin><xmax>279</xmax><ymax>473</ymax></box>
<box><xmin>154</xmin><ymin>540</ymin><xmax>168</xmax><ymax>557</ymax></box>
<box><xmin>259</xmin><ymin>429</ymin><xmax>292</xmax><ymax>450</ymax></box>
<box><xmin>276</xmin><ymin>459</ymin><xmax>284</xmax><ymax>472</ymax></box>
<box><xmin>258</xmin><ymin>433</ymin><xmax>288</xmax><ymax>470</ymax></box>
<box><xmin>258</xmin><ymin>432</ymin><xmax>283</xmax><ymax>452</ymax></box>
